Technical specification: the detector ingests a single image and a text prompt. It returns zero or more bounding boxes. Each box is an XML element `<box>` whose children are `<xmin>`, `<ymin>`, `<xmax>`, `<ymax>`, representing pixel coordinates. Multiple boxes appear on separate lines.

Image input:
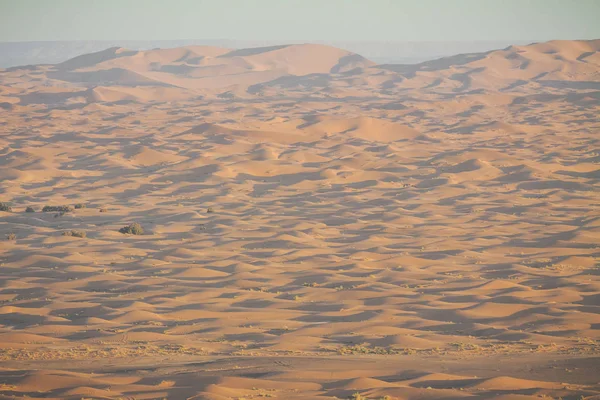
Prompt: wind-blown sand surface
<box><xmin>0</xmin><ymin>40</ymin><xmax>599</xmax><ymax>399</ymax></box>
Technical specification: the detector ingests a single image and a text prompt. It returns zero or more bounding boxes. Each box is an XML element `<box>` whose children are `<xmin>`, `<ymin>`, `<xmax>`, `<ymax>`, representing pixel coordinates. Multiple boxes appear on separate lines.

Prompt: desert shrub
<box><xmin>25</xmin><ymin>206</ymin><xmax>35</xmax><ymax>213</ymax></box>
<box><xmin>43</xmin><ymin>205</ymin><xmax>74</xmax><ymax>213</ymax></box>
<box><xmin>74</xmin><ymin>203</ymin><xmax>86</xmax><ymax>209</ymax></box>
<box><xmin>206</xmin><ymin>207</ymin><xmax>215</xmax><ymax>213</ymax></box>
<box><xmin>63</xmin><ymin>230</ymin><xmax>86</xmax><ymax>238</ymax></box>
<box><xmin>99</xmin><ymin>208</ymin><xmax>108</xmax><ymax>213</ymax></box>
<box><xmin>6</xmin><ymin>233</ymin><xmax>16</xmax><ymax>240</ymax></box>
<box><xmin>0</xmin><ymin>202</ymin><xmax>12</xmax><ymax>212</ymax></box>
<box><xmin>119</xmin><ymin>223</ymin><xmax>144</xmax><ymax>235</ymax></box>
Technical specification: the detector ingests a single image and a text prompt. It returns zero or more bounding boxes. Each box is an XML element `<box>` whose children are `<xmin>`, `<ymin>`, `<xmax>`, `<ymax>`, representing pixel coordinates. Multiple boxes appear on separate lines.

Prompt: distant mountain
<box><xmin>0</xmin><ymin>44</ymin><xmax>374</xmax><ymax>104</ymax></box>
<box><xmin>0</xmin><ymin>40</ymin><xmax>535</xmax><ymax>68</ymax></box>
<box><xmin>377</xmin><ymin>39</ymin><xmax>600</xmax><ymax>91</ymax></box>
<box><xmin>1</xmin><ymin>39</ymin><xmax>598</xmax><ymax>108</ymax></box>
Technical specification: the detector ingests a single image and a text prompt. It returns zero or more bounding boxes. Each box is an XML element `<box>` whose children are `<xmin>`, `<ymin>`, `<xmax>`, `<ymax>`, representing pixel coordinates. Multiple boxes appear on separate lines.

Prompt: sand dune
<box><xmin>302</xmin><ymin>116</ymin><xmax>423</xmax><ymax>142</ymax></box>
<box><xmin>7</xmin><ymin>43</ymin><xmax>374</xmax><ymax>97</ymax></box>
<box><xmin>0</xmin><ymin>39</ymin><xmax>599</xmax><ymax>399</ymax></box>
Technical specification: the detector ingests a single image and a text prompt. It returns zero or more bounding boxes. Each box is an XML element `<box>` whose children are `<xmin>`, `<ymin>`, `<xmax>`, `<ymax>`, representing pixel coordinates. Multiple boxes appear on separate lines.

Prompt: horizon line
<box><xmin>2</xmin><ymin>38</ymin><xmax>590</xmax><ymax>44</ymax></box>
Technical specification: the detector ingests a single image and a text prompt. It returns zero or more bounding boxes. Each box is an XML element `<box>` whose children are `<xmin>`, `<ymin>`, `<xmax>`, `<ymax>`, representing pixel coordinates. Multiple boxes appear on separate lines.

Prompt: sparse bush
<box><xmin>206</xmin><ymin>207</ymin><xmax>215</xmax><ymax>213</ymax></box>
<box><xmin>0</xmin><ymin>202</ymin><xmax>12</xmax><ymax>212</ymax></box>
<box><xmin>25</xmin><ymin>206</ymin><xmax>35</xmax><ymax>213</ymax></box>
<box><xmin>43</xmin><ymin>205</ymin><xmax>73</xmax><ymax>213</ymax></box>
<box><xmin>119</xmin><ymin>223</ymin><xmax>144</xmax><ymax>235</ymax></box>
<box><xmin>99</xmin><ymin>208</ymin><xmax>108</xmax><ymax>213</ymax></box>
<box><xmin>6</xmin><ymin>233</ymin><xmax>16</xmax><ymax>240</ymax></box>
<box><xmin>62</xmin><ymin>230</ymin><xmax>86</xmax><ymax>238</ymax></box>
<box><xmin>74</xmin><ymin>203</ymin><xmax>86</xmax><ymax>209</ymax></box>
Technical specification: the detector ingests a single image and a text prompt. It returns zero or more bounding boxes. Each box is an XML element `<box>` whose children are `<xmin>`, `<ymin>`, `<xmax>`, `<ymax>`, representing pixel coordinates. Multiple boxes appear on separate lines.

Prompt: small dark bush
<box><xmin>0</xmin><ymin>202</ymin><xmax>12</xmax><ymax>212</ymax></box>
<box><xmin>43</xmin><ymin>205</ymin><xmax>74</xmax><ymax>213</ymax></box>
<box><xmin>6</xmin><ymin>233</ymin><xmax>16</xmax><ymax>240</ymax></box>
<box><xmin>206</xmin><ymin>207</ymin><xmax>215</xmax><ymax>213</ymax></box>
<box><xmin>25</xmin><ymin>206</ymin><xmax>35</xmax><ymax>213</ymax></box>
<box><xmin>99</xmin><ymin>208</ymin><xmax>108</xmax><ymax>213</ymax></box>
<box><xmin>119</xmin><ymin>223</ymin><xmax>144</xmax><ymax>235</ymax></box>
<box><xmin>63</xmin><ymin>230</ymin><xmax>86</xmax><ymax>238</ymax></box>
<box><xmin>74</xmin><ymin>203</ymin><xmax>86</xmax><ymax>209</ymax></box>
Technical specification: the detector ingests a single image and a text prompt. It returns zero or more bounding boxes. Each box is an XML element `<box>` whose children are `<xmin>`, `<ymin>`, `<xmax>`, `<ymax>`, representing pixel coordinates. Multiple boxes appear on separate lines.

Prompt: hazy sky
<box><xmin>1</xmin><ymin>0</ymin><xmax>598</xmax><ymax>42</ymax></box>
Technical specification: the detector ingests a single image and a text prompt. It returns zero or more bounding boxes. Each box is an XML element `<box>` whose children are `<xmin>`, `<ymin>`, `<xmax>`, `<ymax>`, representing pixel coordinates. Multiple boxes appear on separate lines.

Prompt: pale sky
<box><xmin>0</xmin><ymin>0</ymin><xmax>598</xmax><ymax>42</ymax></box>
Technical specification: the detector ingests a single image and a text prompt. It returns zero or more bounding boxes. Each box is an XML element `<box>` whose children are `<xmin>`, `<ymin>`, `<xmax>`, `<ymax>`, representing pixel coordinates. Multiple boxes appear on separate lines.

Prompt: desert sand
<box><xmin>0</xmin><ymin>40</ymin><xmax>599</xmax><ymax>399</ymax></box>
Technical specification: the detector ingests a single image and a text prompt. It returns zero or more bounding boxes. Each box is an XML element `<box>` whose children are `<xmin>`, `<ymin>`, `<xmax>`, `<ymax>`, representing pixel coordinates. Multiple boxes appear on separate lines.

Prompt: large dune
<box><xmin>0</xmin><ymin>39</ymin><xmax>599</xmax><ymax>399</ymax></box>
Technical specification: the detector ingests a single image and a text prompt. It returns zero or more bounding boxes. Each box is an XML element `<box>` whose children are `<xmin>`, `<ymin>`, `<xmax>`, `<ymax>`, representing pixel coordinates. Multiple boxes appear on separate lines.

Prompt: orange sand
<box><xmin>0</xmin><ymin>39</ymin><xmax>599</xmax><ymax>399</ymax></box>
